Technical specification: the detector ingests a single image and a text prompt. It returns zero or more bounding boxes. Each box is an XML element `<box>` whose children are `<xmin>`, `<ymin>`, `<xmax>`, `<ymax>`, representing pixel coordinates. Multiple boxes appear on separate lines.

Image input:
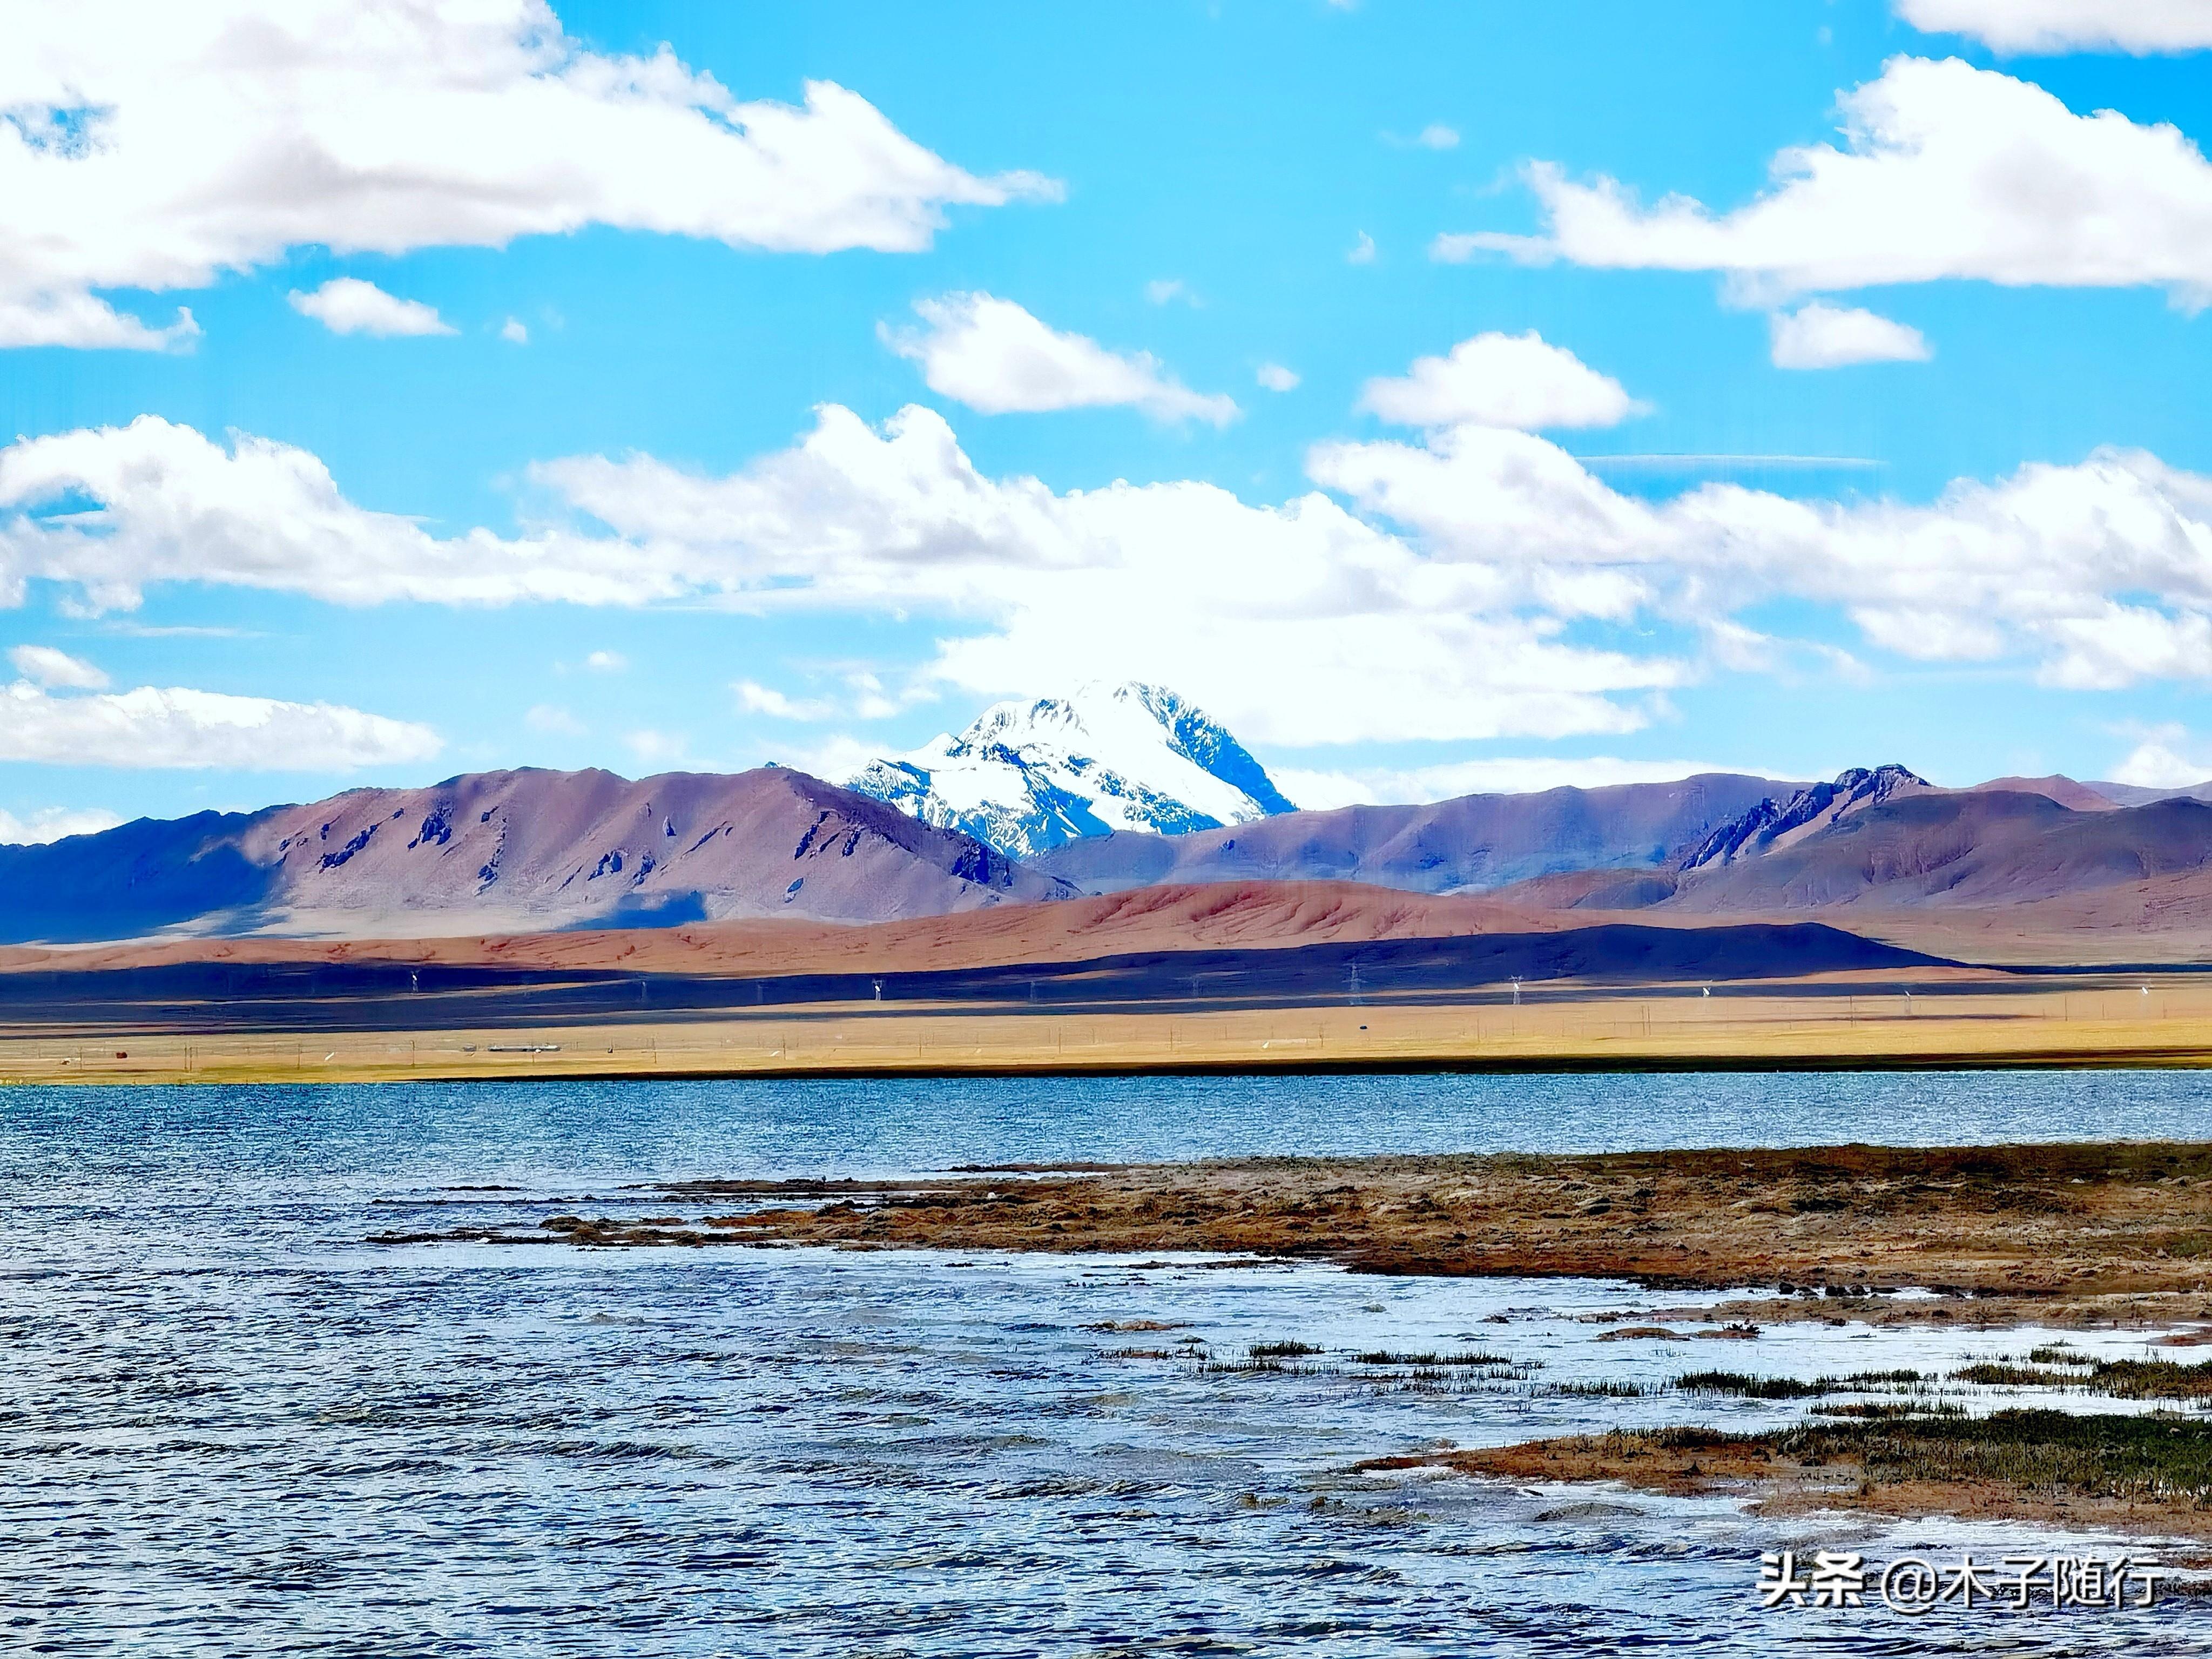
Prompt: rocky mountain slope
<box><xmin>1033</xmin><ymin>772</ymin><xmax>1797</xmax><ymax>896</ymax></box>
<box><xmin>0</xmin><ymin>766</ymin><xmax>1068</xmax><ymax>945</ymax></box>
<box><xmin>847</xmin><ymin>682</ymin><xmax>1296</xmax><ymax>857</ymax></box>
<box><xmin>1505</xmin><ymin>786</ymin><xmax>2212</xmax><ymax>954</ymax></box>
<box><xmin>1677</xmin><ymin>765</ymin><xmax>1931</xmax><ymax>870</ymax></box>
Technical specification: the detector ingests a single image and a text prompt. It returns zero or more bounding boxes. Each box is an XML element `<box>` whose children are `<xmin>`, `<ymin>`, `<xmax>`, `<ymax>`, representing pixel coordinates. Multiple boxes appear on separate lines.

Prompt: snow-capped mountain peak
<box><xmin>846</xmin><ymin>682</ymin><xmax>1295</xmax><ymax>858</ymax></box>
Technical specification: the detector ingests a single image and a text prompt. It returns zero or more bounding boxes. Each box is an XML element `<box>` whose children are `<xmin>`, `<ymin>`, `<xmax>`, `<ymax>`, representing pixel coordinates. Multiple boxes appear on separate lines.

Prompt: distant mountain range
<box><xmin>1524</xmin><ymin>784</ymin><xmax>2212</xmax><ymax>920</ymax></box>
<box><xmin>1031</xmin><ymin>770</ymin><xmax>1793</xmax><ymax>895</ymax></box>
<box><xmin>8</xmin><ymin>673</ymin><xmax>2212</xmax><ymax>960</ymax></box>
<box><xmin>846</xmin><ymin>682</ymin><xmax>1296</xmax><ymax>858</ymax></box>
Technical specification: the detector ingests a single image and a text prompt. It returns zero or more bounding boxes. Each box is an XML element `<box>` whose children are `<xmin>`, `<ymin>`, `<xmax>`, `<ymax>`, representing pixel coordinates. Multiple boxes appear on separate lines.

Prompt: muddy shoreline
<box><xmin>1370</xmin><ymin>1414</ymin><xmax>2212</xmax><ymax>1546</ymax></box>
<box><xmin>381</xmin><ymin>1138</ymin><xmax>2212</xmax><ymax>1332</ymax></box>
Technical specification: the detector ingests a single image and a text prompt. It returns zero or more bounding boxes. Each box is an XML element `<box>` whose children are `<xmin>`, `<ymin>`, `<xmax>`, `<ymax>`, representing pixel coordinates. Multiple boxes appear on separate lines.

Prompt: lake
<box><xmin>5</xmin><ymin>1071</ymin><xmax>2209</xmax><ymax>1655</ymax></box>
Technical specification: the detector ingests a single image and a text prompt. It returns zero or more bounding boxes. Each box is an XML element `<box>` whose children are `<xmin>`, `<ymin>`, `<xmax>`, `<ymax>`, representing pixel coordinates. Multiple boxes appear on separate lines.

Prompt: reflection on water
<box><xmin>4</xmin><ymin>1074</ymin><xmax>2209</xmax><ymax>1654</ymax></box>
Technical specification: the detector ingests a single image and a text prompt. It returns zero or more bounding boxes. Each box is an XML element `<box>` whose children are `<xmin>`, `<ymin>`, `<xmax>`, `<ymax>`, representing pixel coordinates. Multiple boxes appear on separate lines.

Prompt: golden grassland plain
<box><xmin>9</xmin><ymin>974</ymin><xmax>2212</xmax><ymax>1084</ymax></box>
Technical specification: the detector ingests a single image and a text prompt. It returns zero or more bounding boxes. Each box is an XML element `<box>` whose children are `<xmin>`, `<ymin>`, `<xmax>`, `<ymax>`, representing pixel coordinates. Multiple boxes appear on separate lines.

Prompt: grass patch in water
<box><xmin>1676</xmin><ymin>1370</ymin><xmax>1826</xmax><ymax>1399</ymax></box>
<box><xmin>1953</xmin><ymin>1355</ymin><xmax>2212</xmax><ymax>1398</ymax></box>
<box><xmin>1352</xmin><ymin>1348</ymin><xmax>1515</xmax><ymax>1368</ymax></box>
<box><xmin>1553</xmin><ymin>1379</ymin><xmax>1650</xmax><ymax>1398</ymax></box>
<box><xmin>1677</xmin><ymin>1367</ymin><xmax>1926</xmax><ymax>1399</ymax></box>
<box><xmin>1952</xmin><ymin>1361</ymin><xmax>2072</xmax><ymax>1387</ymax></box>
<box><xmin>2087</xmin><ymin>1357</ymin><xmax>2212</xmax><ymax>1400</ymax></box>
<box><xmin>1787</xmin><ymin>1408</ymin><xmax>2212</xmax><ymax>1502</ymax></box>
<box><xmin>1811</xmin><ymin>1400</ymin><xmax>1966</xmax><ymax>1421</ymax></box>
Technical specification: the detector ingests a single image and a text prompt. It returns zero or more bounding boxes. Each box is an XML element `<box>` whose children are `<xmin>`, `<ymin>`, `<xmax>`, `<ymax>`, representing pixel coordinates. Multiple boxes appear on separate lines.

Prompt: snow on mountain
<box><xmin>846</xmin><ymin>683</ymin><xmax>1297</xmax><ymax>858</ymax></box>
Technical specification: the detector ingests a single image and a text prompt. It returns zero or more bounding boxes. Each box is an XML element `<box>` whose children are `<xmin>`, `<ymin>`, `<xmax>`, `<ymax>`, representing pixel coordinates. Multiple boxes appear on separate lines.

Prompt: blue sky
<box><xmin>5</xmin><ymin>0</ymin><xmax>2212</xmax><ymax>840</ymax></box>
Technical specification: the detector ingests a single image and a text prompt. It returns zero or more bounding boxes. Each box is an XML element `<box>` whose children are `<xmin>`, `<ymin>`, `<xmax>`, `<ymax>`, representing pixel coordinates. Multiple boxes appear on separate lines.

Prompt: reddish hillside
<box><xmin>0</xmin><ymin>766</ymin><xmax>1065</xmax><ymax>943</ymax></box>
<box><xmin>1034</xmin><ymin>773</ymin><xmax>1792</xmax><ymax>895</ymax></box>
<box><xmin>0</xmin><ymin>880</ymin><xmax>1593</xmax><ymax>979</ymax></box>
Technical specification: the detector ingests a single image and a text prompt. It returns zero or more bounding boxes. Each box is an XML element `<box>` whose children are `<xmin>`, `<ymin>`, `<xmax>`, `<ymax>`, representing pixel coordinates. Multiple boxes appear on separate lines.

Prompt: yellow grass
<box><xmin>8</xmin><ymin>977</ymin><xmax>2212</xmax><ymax>1083</ymax></box>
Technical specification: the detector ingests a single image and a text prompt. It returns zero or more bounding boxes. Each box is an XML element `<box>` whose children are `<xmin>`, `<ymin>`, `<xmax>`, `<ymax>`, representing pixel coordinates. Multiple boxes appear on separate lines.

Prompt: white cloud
<box><xmin>1898</xmin><ymin>0</ymin><xmax>2212</xmax><ymax>54</ymax></box>
<box><xmin>1278</xmin><ymin>755</ymin><xmax>1748</xmax><ymax>810</ymax></box>
<box><xmin>1769</xmin><ymin>301</ymin><xmax>1932</xmax><ymax>368</ymax></box>
<box><xmin>1385</xmin><ymin>124</ymin><xmax>1461</xmax><ymax>151</ymax></box>
<box><xmin>24</xmin><ymin>399</ymin><xmax>2212</xmax><ymax>753</ymax></box>
<box><xmin>500</xmin><ymin>317</ymin><xmax>529</xmax><ymax>345</ymax></box>
<box><xmin>583</xmin><ymin>649</ymin><xmax>626</xmax><ymax>672</ymax></box>
<box><xmin>8</xmin><ymin>644</ymin><xmax>108</xmax><ymax>687</ymax></box>
<box><xmin>523</xmin><ymin>703</ymin><xmax>582</xmax><ymax>735</ymax></box>
<box><xmin>735</xmin><ymin>679</ymin><xmax>839</xmax><ymax>720</ymax></box>
<box><xmin>0</xmin><ymin>294</ymin><xmax>200</xmax><ymax>352</ymax></box>
<box><xmin>2108</xmin><ymin>724</ymin><xmax>2212</xmax><ymax>788</ymax></box>
<box><xmin>543</xmin><ymin>406</ymin><xmax>1680</xmax><ymax>747</ymax></box>
<box><xmin>1144</xmin><ymin>278</ymin><xmax>1192</xmax><ymax>305</ymax></box>
<box><xmin>736</xmin><ymin>670</ymin><xmax>914</xmax><ymax>724</ymax></box>
<box><xmin>287</xmin><ymin>278</ymin><xmax>454</xmax><ymax>338</ymax></box>
<box><xmin>1439</xmin><ymin>57</ymin><xmax>2212</xmax><ymax>305</ymax></box>
<box><xmin>1347</xmin><ymin>231</ymin><xmax>1377</xmax><ymax>265</ymax></box>
<box><xmin>624</xmin><ymin>728</ymin><xmax>688</xmax><ymax>767</ymax></box>
<box><xmin>1309</xmin><ymin>421</ymin><xmax>2212</xmax><ymax>690</ymax></box>
<box><xmin>765</xmin><ymin>731</ymin><xmax>884</xmax><ymax>785</ymax></box>
<box><xmin>0</xmin><ymin>805</ymin><xmax>125</xmax><ymax>844</ymax></box>
<box><xmin>0</xmin><ymin>678</ymin><xmax>439</xmax><ymax>768</ymax></box>
<box><xmin>0</xmin><ymin>1</ymin><xmax>1055</xmax><ymax>350</ymax></box>
<box><xmin>1256</xmin><ymin>362</ymin><xmax>1300</xmax><ymax>392</ymax></box>
<box><xmin>882</xmin><ymin>293</ymin><xmax>1238</xmax><ymax>424</ymax></box>
<box><xmin>1357</xmin><ymin>331</ymin><xmax>1644</xmax><ymax>429</ymax></box>
<box><xmin>0</xmin><ymin>416</ymin><xmax>754</xmax><ymax>612</ymax></box>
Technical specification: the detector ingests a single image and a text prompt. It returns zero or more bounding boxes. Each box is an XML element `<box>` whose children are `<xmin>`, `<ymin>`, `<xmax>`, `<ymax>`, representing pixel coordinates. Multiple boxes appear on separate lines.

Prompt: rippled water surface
<box><xmin>6</xmin><ymin>1071</ymin><xmax>2212</xmax><ymax>1655</ymax></box>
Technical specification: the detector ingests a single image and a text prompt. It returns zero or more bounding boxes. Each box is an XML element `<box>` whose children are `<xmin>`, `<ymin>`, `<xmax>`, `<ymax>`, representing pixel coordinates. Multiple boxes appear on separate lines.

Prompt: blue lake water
<box><xmin>5</xmin><ymin>1071</ymin><xmax>2211</xmax><ymax>1655</ymax></box>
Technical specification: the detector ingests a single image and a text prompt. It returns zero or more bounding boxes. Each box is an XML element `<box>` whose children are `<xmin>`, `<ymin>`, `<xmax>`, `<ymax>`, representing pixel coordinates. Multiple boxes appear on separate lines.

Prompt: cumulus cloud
<box><xmin>737</xmin><ymin>671</ymin><xmax>917</xmax><ymax>723</ymax></box>
<box><xmin>501</xmin><ymin>317</ymin><xmax>529</xmax><ymax>345</ymax></box>
<box><xmin>583</xmin><ymin>650</ymin><xmax>626</xmax><ymax>672</ymax></box>
<box><xmin>21</xmin><ymin>398</ymin><xmax>2212</xmax><ymax>750</ymax></box>
<box><xmin>735</xmin><ymin>679</ymin><xmax>841</xmax><ymax>721</ymax></box>
<box><xmin>542</xmin><ymin>405</ymin><xmax>1676</xmax><ymax>746</ymax></box>
<box><xmin>1309</xmin><ymin>421</ymin><xmax>2212</xmax><ymax>691</ymax></box>
<box><xmin>625</xmin><ymin>729</ymin><xmax>689</xmax><ymax>767</ymax></box>
<box><xmin>1385</xmin><ymin>124</ymin><xmax>1460</xmax><ymax>150</ymax></box>
<box><xmin>0</xmin><ymin>1</ymin><xmax>1055</xmax><ymax>350</ymax></box>
<box><xmin>765</xmin><ymin>731</ymin><xmax>884</xmax><ymax>786</ymax></box>
<box><xmin>1347</xmin><ymin>231</ymin><xmax>1377</xmax><ymax>265</ymax></box>
<box><xmin>882</xmin><ymin>293</ymin><xmax>1238</xmax><ymax>424</ymax></box>
<box><xmin>0</xmin><ymin>805</ymin><xmax>125</xmax><ymax>845</ymax></box>
<box><xmin>0</xmin><ymin>677</ymin><xmax>440</xmax><ymax>768</ymax></box>
<box><xmin>1357</xmin><ymin>331</ymin><xmax>1644</xmax><ymax>429</ymax></box>
<box><xmin>1256</xmin><ymin>362</ymin><xmax>1300</xmax><ymax>392</ymax></box>
<box><xmin>0</xmin><ymin>415</ymin><xmax>683</xmax><ymax>611</ymax></box>
<box><xmin>8</xmin><ymin>644</ymin><xmax>108</xmax><ymax>687</ymax></box>
<box><xmin>1897</xmin><ymin>0</ymin><xmax>2212</xmax><ymax>54</ymax></box>
<box><xmin>2108</xmin><ymin>724</ymin><xmax>2212</xmax><ymax>788</ymax></box>
<box><xmin>1438</xmin><ymin>57</ymin><xmax>2212</xmax><ymax>305</ymax></box>
<box><xmin>1769</xmin><ymin>301</ymin><xmax>1932</xmax><ymax>368</ymax></box>
<box><xmin>288</xmin><ymin>278</ymin><xmax>454</xmax><ymax>338</ymax></box>
<box><xmin>523</xmin><ymin>703</ymin><xmax>582</xmax><ymax>736</ymax></box>
<box><xmin>0</xmin><ymin>294</ymin><xmax>200</xmax><ymax>352</ymax></box>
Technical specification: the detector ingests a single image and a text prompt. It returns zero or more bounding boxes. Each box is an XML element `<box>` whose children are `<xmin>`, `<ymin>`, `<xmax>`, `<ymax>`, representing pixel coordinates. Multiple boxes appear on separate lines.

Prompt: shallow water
<box><xmin>5</xmin><ymin>1071</ymin><xmax>2211</xmax><ymax>1655</ymax></box>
